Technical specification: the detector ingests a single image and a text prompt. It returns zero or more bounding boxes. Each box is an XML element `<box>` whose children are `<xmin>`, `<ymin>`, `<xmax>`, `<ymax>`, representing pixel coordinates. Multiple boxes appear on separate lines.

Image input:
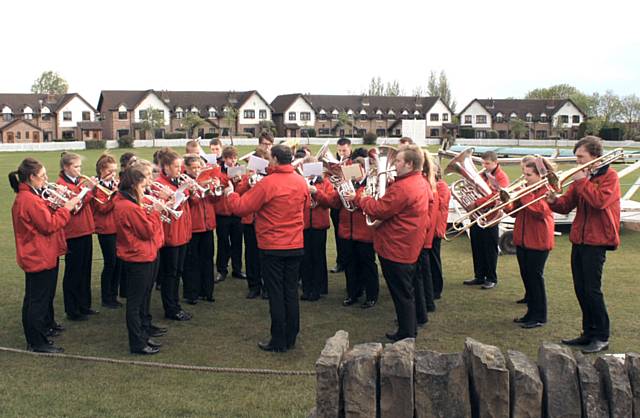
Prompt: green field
<box><xmin>1</xmin><ymin>146</ymin><xmax>639</xmax><ymax>418</ymax></box>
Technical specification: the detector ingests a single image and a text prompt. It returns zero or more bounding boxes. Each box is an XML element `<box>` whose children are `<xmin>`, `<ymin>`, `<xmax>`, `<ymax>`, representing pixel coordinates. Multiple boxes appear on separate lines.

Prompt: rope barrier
<box><xmin>0</xmin><ymin>346</ymin><xmax>315</xmax><ymax>377</ymax></box>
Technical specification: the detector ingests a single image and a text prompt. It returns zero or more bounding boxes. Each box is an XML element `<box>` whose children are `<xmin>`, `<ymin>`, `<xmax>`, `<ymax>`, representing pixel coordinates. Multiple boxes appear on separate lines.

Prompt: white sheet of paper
<box><xmin>76</xmin><ymin>187</ymin><xmax>91</xmax><ymax>201</ymax></box>
<box><xmin>201</xmin><ymin>152</ymin><xmax>218</xmax><ymax>165</ymax></box>
<box><xmin>341</xmin><ymin>164</ymin><xmax>363</xmax><ymax>180</ymax></box>
<box><xmin>228</xmin><ymin>166</ymin><xmax>246</xmax><ymax>178</ymax></box>
<box><xmin>303</xmin><ymin>162</ymin><xmax>323</xmax><ymax>177</ymax></box>
<box><xmin>247</xmin><ymin>155</ymin><xmax>269</xmax><ymax>174</ymax></box>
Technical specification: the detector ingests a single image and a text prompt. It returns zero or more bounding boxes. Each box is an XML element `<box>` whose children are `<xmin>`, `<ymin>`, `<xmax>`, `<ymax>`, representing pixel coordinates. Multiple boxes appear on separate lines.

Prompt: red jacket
<box><xmin>114</xmin><ymin>193</ymin><xmax>162</xmax><ymax>262</ymax></box>
<box><xmin>319</xmin><ymin>181</ymin><xmax>373</xmax><ymax>242</ymax></box>
<box><xmin>435</xmin><ymin>180</ymin><xmax>451</xmax><ymax>238</ymax></box>
<box><xmin>511</xmin><ymin>188</ymin><xmax>555</xmax><ymax>251</ymax></box>
<box><xmin>549</xmin><ymin>166</ymin><xmax>620</xmax><ymax>249</ymax></box>
<box><xmin>187</xmin><ymin>176</ymin><xmax>217</xmax><ymax>232</ymax></box>
<box><xmin>236</xmin><ymin>174</ymin><xmax>256</xmax><ymax>225</ymax></box>
<box><xmin>227</xmin><ymin>165</ymin><xmax>309</xmax><ymax>250</ymax></box>
<box><xmin>358</xmin><ymin>171</ymin><xmax>429</xmax><ymax>264</ymax></box>
<box><xmin>156</xmin><ymin>174</ymin><xmax>192</xmax><ymax>247</ymax></box>
<box><xmin>422</xmin><ymin>182</ymin><xmax>435</xmax><ymax>249</ymax></box>
<box><xmin>92</xmin><ymin>181</ymin><xmax>117</xmax><ymax>235</ymax></box>
<box><xmin>304</xmin><ymin>177</ymin><xmax>332</xmax><ymax>230</ymax></box>
<box><xmin>475</xmin><ymin>164</ymin><xmax>510</xmax><ymax>208</ymax></box>
<box><xmin>214</xmin><ymin>165</ymin><xmax>240</xmax><ymax>217</ymax></box>
<box><xmin>57</xmin><ymin>173</ymin><xmax>95</xmax><ymax>239</ymax></box>
<box><xmin>12</xmin><ymin>183</ymin><xmax>71</xmax><ymax>273</ymax></box>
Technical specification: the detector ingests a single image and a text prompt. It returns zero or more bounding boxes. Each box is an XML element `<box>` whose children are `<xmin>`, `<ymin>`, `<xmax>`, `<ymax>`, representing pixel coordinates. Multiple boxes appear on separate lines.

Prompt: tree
<box><xmin>411</xmin><ymin>86</ymin><xmax>424</xmax><ymax>97</ymax></box>
<box><xmin>509</xmin><ymin>118</ymin><xmax>528</xmax><ymax>139</ymax></box>
<box><xmin>525</xmin><ymin>84</ymin><xmax>596</xmax><ymax>116</ymax></box>
<box><xmin>335</xmin><ymin>111</ymin><xmax>353</xmax><ymax>136</ymax></box>
<box><xmin>368</xmin><ymin>77</ymin><xmax>384</xmax><ymax>96</ymax></box>
<box><xmin>426</xmin><ymin>70</ymin><xmax>456</xmax><ymax>111</ymax></box>
<box><xmin>385</xmin><ymin>80</ymin><xmax>402</xmax><ymax>96</ymax></box>
<box><xmin>593</xmin><ymin>90</ymin><xmax>622</xmax><ymax>123</ymax></box>
<box><xmin>181</xmin><ymin>112</ymin><xmax>205</xmax><ymax>138</ymax></box>
<box><xmin>31</xmin><ymin>71</ymin><xmax>69</xmax><ymax>94</ymax></box>
<box><xmin>139</xmin><ymin>107</ymin><xmax>166</xmax><ymax>146</ymax></box>
<box><xmin>223</xmin><ymin>106</ymin><xmax>238</xmax><ymax>145</ymax></box>
<box><xmin>258</xmin><ymin>120</ymin><xmax>277</xmax><ymax>135</ymax></box>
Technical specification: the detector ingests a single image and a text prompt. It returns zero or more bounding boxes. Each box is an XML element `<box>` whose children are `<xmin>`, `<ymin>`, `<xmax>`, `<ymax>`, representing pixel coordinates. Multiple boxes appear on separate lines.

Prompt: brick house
<box><xmin>270</xmin><ymin>94</ymin><xmax>454</xmax><ymax>138</ymax></box>
<box><xmin>97</xmin><ymin>90</ymin><xmax>272</xmax><ymax>139</ymax></box>
<box><xmin>0</xmin><ymin>93</ymin><xmax>99</xmax><ymax>143</ymax></box>
<box><xmin>458</xmin><ymin>98</ymin><xmax>586</xmax><ymax>139</ymax></box>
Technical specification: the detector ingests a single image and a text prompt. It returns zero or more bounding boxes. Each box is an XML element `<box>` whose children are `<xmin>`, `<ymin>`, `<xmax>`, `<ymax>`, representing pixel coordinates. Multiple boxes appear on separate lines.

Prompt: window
<box><xmin>443</xmin><ymin>113</ymin><xmax>449</xmax><ymax>121</ymax></box>
<box><xmin>476</xmin><ymin>115</ymin><xmax>487</xmax><ymax>124</ymax></box>
<box><xmin>288</xmin><ymin>112</ymin><xmax>296</xmax><ymax>121</ymax></box>
<box><xmin>209</xmin><ymin>110</ymin><xmax>216</xmax><ymax>118</ymax></box>
<box><xmin>259</xmin><ymin>109</ymin><xmax>267</xmax><ymax>119</ymax></box>
<box><xmin>139</xmin><ymin>110</ymin><xmax>148</xmax><ymax>120</ymax></box>
<box><xmin>331</xmin><ymin>113</ymin><xmax>338</xmax><ymax>120</ymax></box>
<box><xmin>117</xmin><ymin>129</ymin><xmax>129</xmax><ymax>138</ymax></box>
<box><xmin>176</xmin><ymin>111</ymin><xmax>183</xmax><ymax>119</ymax></box>
<box><xmin>526</xmin><ymin>114</ymin><xmax>532</xmax><ymax>123</ymax></box>
<box><xmin>154</xmin><ymin>129</ymin><xmax>165</xmax><ymax>138</ymax></box>
<box><xmin>475</xmin><ymin>130</ymin><xmax>487</xmax><ymax>139</ymax></box>
<box><xmin>63</xmin><ymin>111</ymin><xmax>72</xmax><ymax>121</ymax></box>
<box><xmin>118</xmin><ymin>111</ymin><xmax>127</xmax><ymax>120</ymax></box>
<box><xmin>359</xmin><ymin>113</ymin><xmax>367</xmax><ymax>120</ymax></box>
<box><xmin>496</xmin><ymin>114</ymin><xmax>503</xmax><ymax>123</ymax></box>
<box><xmin>572</xmin><ymin>115</ymin><xmax>580</xmax><ymax>124</ymax></box>
<box><xmin>42</xmin><ymin>114</ymin><xmax>50</xmax><ymax>121</ymax></box>
<box><xmin>300</xmin><ymin>112</ymin><xmax>311</xmax><ymax>121</ymax></box>
<box><xmin>243</xmin><ymin>109</ymin><xmax>255</xmax><ymax>119</ymax></box>
<box><xmin>82</xmin><ymin>111</ymin><xmax>91</xmax><ymax>121</ymax></box>
<box><xmin>16</xmin><ymin>132</ymin><xmax>21</xmax><ymax>140</ymax></box>
<box><xmin>429</xmin><ymin>113</ymin><xmax>439</xmax><ymax>122</ymax></box>
<box><xmin>499</xmin><ymin>130</ymin><xmax>507</xmax><ymax>139</ymax></box>
<box><xmin>376</xmin><ymin>128</ymin><xmax>386</xmax><ymax>137</ymax></box>
<box><xmin>62</xmin><ymin>130</ymin><xmax>75</xmax><ymax>139</ymax></box>
<box><xmin>318</xmin><ymin>128</ymin><xmax>330</xmax><ymax>135</ymax></box>
<box><xmin>540</xmin><ymin>114</ymin><xmax>548</xmax><ymax>123</ymax></box>
<box><xmin>25</xmin><ymin>131</ymin><xmax>30</xmax><ymax>139</ymax></box>
<box><xmin>158</xmin><ymin>110</ymin><xmax>164</xmax><ymax>119</ymax></box>
<box><xmin>244</xmin><ymin>128</ymin><xmax>256</xmax><ymax>137</ymax></box>
<box><xmin>430</xmin><ymin>129</ymin><xmax>440</xmax><ymax>137</ymax></box>
<box><xmin>464</xmin><ymin>115</ymin><xmax>472</xmax><ymax>124</ymax></box>
<box><xmin>560</xmin><ymin>115</ymin><xmax>569</xmax><ymax>124</ymax></box>
<box><xmin>318</xmin><ymin>113</ymin><xmax>327</xmax><ymax>120</ymax></box>
<box><xmin>24</xmin><ymin>113</ymin><xmax>33</xmax><ymax>120</ymax></box>
<box><xmin>536</xmin><ymin>130</ymin><xmax>547</xmax><ymax>139</ymax></box>
<box><xmin>394</xmin><ymin>129</ymin><xmax>401</xmax><ymax>136</ymax></box>
<box><xmin>222</xmin><ymin>128</ymin><xmax>230</xmax><ymax>136</ymax></box>
<box><xmin>208</xmin><ymin>128</ymin><xmax>216</xmax><ymax>134</ymax></box>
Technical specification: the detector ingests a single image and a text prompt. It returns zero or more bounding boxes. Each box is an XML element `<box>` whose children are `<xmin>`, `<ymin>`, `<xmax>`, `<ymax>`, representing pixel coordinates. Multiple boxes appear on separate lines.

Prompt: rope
<box><xmin>0</xmin><ymin>346</ymin><xmax>315</xmax><ymax>376</ymax></box>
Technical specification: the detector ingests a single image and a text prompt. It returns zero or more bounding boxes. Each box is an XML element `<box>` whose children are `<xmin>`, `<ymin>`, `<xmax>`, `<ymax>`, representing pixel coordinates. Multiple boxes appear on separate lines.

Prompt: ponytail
<box><xmin>9</xmin><ymin>158</ymin><xmax>44</xmax><ymax>193</ymax></box>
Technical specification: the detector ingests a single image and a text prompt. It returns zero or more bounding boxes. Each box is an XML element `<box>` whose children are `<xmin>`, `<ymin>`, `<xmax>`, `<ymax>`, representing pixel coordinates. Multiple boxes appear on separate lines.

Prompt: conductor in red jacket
<box><xmin>226</xmin><ymin>144</ymin><xmax>310</xmax><ymax>352</ymax></box>
<box><xmin>547</xmin><ymin>136</ymin><xmax>621</xmax><ymax>354</ymax></box>
<box><xmin>355</xmin><ymin>145</ymin><xmax>429</xmax><ymax>341</ymax></box>
<box><xmin>11</xmin><ymin>158</ymin><xmax>80</xmax><ymax>353</ymax></box>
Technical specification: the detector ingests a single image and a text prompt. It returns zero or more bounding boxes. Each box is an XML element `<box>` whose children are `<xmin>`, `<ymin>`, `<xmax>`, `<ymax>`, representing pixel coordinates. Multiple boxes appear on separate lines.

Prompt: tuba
<box><xmin>365</xmin><ymin>145</ymin><xmax>398</xmax><ymax>227</ymax></box>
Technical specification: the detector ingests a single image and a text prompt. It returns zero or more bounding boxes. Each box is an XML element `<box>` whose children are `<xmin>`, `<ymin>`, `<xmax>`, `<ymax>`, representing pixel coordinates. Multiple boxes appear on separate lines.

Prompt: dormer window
<box><xmin>526</xmin><ymin>113</ymin><xmax>533</xmax><ymax>123</ymax></box>
<box><xmin>41</xmin><ymin>106</ymin><xmax>51</xmax><ymax>121</ymax></box>
<box><xmin>387</xmin><ymin>109</ymin><xmax>395</xmax><ymax>119</ymax></box>
<box><xmin>496</xmin><ymin>113</ymin><xmax>503</xmax><ymax>123</ymax></box>
<box><xmin>3</xmin><ymin>106</ymin><xmax>13</xmax><ymax>121</ymax></box>
<box><xmin>401</xmin><ymin>110</ymin><xmax>409</xmax><ymax>119</ymax></box>
<box><xmin>347</xmin><ymin>109</ymin><xmax>354</xmax><ymax>119</ymax></box>
<box><xmin>540</xmin><ymin>113</ymin><xmax>548</xmax><ymax>123</ymax></box>
<box><xmin>331</xmin><ymin>110</ymin><xmax>339</xmax><ymax>120</ymax></box>
<box><xmin>360</xmin><ymin>110</ymin><xmax>367</xmax><ymax>120</ymax></box>
<box><xmin>175</xmin><ymin>107</ymin><xmax>184</xmax><ymax>119</ymax></box>
<box><xmin>510</xmin><ymin>112</ymin><xmax>518</xmax><ymax>119</ymax></box>
<box><xmin>191</xmin><ymin>107</ymin><xmax>199</xmax><ymax>115</ymax></box>
<box><xmin>118</xmin><ymin>105</ymin><xmax>128</xmax><ymax>120</ymax></box>
<box><xmin>208</xmin><ymin>107</ymin><xmax>217</xmax><ymax>118</ymax></box>
<box><xmin>414</xmin><ymin>110</ymin><xmax>421</xmax><ymax>118</ymax></box>
<box><xmin>23</xmin><ymin>106</ymin><xmax>33</xmax><ymax>120</ymax></box>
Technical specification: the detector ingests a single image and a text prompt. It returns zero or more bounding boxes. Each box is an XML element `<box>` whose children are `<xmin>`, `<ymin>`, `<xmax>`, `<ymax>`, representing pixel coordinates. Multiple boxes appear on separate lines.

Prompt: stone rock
<box><xmin>506</xmin><ymin>350</ymin><xmax>543</xmax><ymax>418</ymax></box>
<box><xmin>626</xmin><ymin>353</ymin><xmax>640</xmax><ymax>418</ymax></box>
<box><xmin>315</xmin><ymin>330</ymin><xmax>349</xmax><ymax>418</ymax></box>
<box><xmin>414</xmin><ymin>350</ymin><xmax>471</xmax><ymax>418</ymax></box>
<box><xmin>464</xmin><ymin>337</ymin><xmax>509</xmax><ymax>418</ymax></box>
<box><xmin>380</xmin><ymin>338</ymin><xmax>415</xmax><ymax>418</ymax></box>
<box><xmin>537</xmin><ymin>342</ymin><xmax>581</xmax><ymax>418</ymax></box>
<box><xmin>341</xmin><ymin>342</ymin><xmax>383</xmax><ymax>418</ymax></box>
<box><xmin>574</xmin><ymin>352</ymin><xmax>609</xmax><ymax>418</ymax></box>
<box><xmin>595</xmin><ymin>355</ymin><xmax>633</xmax><ymax>418</ymax></box>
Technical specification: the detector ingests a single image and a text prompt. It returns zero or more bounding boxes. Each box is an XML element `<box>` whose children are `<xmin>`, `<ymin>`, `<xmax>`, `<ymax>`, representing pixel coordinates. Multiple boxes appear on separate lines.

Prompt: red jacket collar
<box><xmin>396</xmin><ymin>170</ymin><xmax>421</xmax><ymax>182</ymax></box>
<box><xmin>270</xmin><ymin>165</ymin><xmax>295</xmax><ymax>174</ymax></box>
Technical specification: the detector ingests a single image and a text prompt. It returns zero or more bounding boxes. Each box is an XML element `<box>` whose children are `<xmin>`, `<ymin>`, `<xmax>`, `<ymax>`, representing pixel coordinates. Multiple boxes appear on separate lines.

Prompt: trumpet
<box><xmin>178</xmin><ymin>173</ymin><xmax>210</xmax><ymax>197</ymax></box>
<box><xmin>93</xmin><ymin>177</ymin><xmax>119</xmax><ymax>205</ymax></box>
<box><xmin>142</xmin><ymin>194</ymin><xmax>183</xmax><ymax>224</ymax></box>
<box><xmin>248</xmin><ymin>173</ymin><xmax>264</xmax><ymax>188</ymax></box>
<box><xmin>42</xmin><ymin>182</ymin><xmax>89</xmax><ymax>212</ymax></box>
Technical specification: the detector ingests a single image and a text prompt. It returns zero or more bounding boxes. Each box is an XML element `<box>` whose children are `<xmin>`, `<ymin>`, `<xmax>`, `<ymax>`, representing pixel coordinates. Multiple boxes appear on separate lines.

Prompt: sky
<box><xmin>2</xmin><ymin>0</ymin><xmax>639</xmax><ymax>112</ymax></box>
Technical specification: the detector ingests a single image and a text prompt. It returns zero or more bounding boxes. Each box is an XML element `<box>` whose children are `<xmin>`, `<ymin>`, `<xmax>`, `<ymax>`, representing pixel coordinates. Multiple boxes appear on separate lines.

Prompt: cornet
<box><xmin>142</xmin><ymin>194</ymin><xmax>183</xmax><ymax>223</ymax></box>
<box><xmin>41</xmin><ymin>183</ymin><xmax>73</xmax><ymax>210</ymax></box>
<box><xmin>248</xmin><ymin>173</ymin><xmax>264</xmax><ymax>188</ymax></box>
<box><xmin>178</xmin><ymin>173</ymin><xmax>209</xmax><ymax>197</ymax></box>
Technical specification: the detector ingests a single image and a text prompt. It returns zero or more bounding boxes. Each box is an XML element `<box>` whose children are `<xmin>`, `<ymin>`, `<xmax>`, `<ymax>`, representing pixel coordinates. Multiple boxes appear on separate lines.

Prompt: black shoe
<box><xmin>513</xmin><ymin>316</ymin><xmax>530</xmax><ymax>323</ymax></box>
<box><xmin>562</xmin><ymin>335</ymin><xmax>592</xmax><ymax>346</ymax></box>
<box><xmin>247</xmin><ymin>289</ymin><xmax>261</xmax><ymax>299</ymax></box>
<box><xmin>581</xmin><ymin>340</ymin><xmax>609</xmax><ymax>354</ymax></box>
<box><xmin>361</xmin><ymin>300</ymin><xmax>377</xmax><ymax>309</ymax></box>
<box><xmin>521</xmin><ymin>321</ymin><xmax>544</xmax><ymax>329</ymax></box>
<box><xmin>150</xmin><ymin>328</ymin><xmax>167</xmax><ymax>337</ymax></box>
<box><xmin>232</xmin><ymin>271</ymin><xmax>247</xmax><ymax>279</ymax></box>
<box><xmin>205</xmin><ymin>296</ymin><xmax>215</xmax><ymax>302</ymax></box>
<box><xmin>481</xmin><ymin>281</ymin><xmax>497</xmax><ymax>290</ymax></box>
<box><xmin>214</xmin><ymin>273</ymin><xmax>226</xmax><ymax>283</ymax></box>
<box><xmin>257</xmin><ymin>341</ymin><xmax>287</xmax><ymax>353</ymax></box>
<box><xmin>463</xmin><ymin>278</ymin><xmax>485</xmax><ymax>285</ymax></box>
<box><xmin>52</xmin><ymin>323</ymin><xmax>65</xmax><ymax>332</ymax></box>
<box><xmin>81</xmin><ymin>309</ymin><xmax>99</xmax><ymax>315</ymax></box>
<box><xmin>101</xmin><ymin>301</ymin><xmax>121</xmax><ymax>309</ymax></box>
<box><xmin>434</xmin><ymin>294</ymin><xmax>441</xmax><ymax>300</ymax></box>
<box><xmin>46</xmin><ymin>328</ymin><xmax>60</xmax><ymax>337</ymax></box>
<box><xmin>516</xmin><ymin>298</ymin><xmax>528</xmax><ymax>304</ymax></box>
<box><xmin>330</xmin><ymin>264</ymin><xmax>344</xmax><ymax>273</ymax></box>
<box><xmin>155</xmin><ymin>283</ymin><xmax>161</xmax><ymax>291</ymax></box>
<box><xmin>418</xmin><ymin>320</ymin><xmax>428</xmax><ymax>328</ymax></box>
<box><xmin>185</xmin><ymin>299</ymin><xmax>198</xmax><ymax>305</ymax></box>
<box><xmin>261</xmin><ymin>291</ymin><xmax>269</xmax><ymax>300</ymax></box>
<box><xmin>147</xmin><ymin>338</ymin><xmax>163</xmax><ymax>348</ymax></box>
<box><xmin>131</xmin><ymin>345</ymin><xmax>160</xmax><ymax>355</ymax></box>
<box><xmin>29</xmin><ymin>344</ymin><xmax>64</xmax><ymax>353</ymax></box>
<box><xmin>342</xmin><ymin>297</ymin><xmax>359</xmax><ymax>306</ymax></box>
<box><xmin>427</xmin><ymin>305</ymin><xmax>436</xmax><ymax>313</ymax></box>
<box><xmin>385</xmin><ymin>332</ymin><xmax>404</xmax><ymax>342</ymax></box>
<box><xmin>166</xmin><ymin>311</ymin><xmax>191</xmax><ymax>321</ymax></box>
<box><xmin>66</xmin><ymin>314</ymin><xmax>88</xmax><ymax>321</ymax></box>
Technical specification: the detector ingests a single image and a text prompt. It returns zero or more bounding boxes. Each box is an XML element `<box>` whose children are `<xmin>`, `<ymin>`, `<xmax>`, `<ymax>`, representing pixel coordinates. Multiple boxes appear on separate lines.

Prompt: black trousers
<box><xmin>63</xmin><ymin>234</ymin><xmax>93</xmax><ymax>316</ymax></box>
<box><xmin>300</xmin><ymin>229</ymin><xmax>329</xmax><ymax>299</ymax></box>
<box><xmin>516</xmin><ymin>246</ymin><xmax>549</xmax><ymax>323</ymax></box>
<box><xmin>183</xmin><ymin>231</ymin><xmax>215</xmax><ymax>300</ymax></box>
<box><xmin>216</xmin><ymin>215</ymin><xmax>243</xmax><ymax>275</ymax></box>
<box><xmin>571</xmin><ymin>244</ymin><xmax>610</xmax><ymax>341</ymax></box>
<box><xmin>342</xmin><ymin>240</ymin><xmax>379</xmax><ymax>302</ymax></box>
<box><xmin>429</xmin><ymin>237</ymin><xmax>444</xmax><ymax>298</ymax></box>
<box><xmin>98</xmin><ymin>234</ymin><xmax>121</xmax><ymax>304</ymax></box>
<box><xmin>261</xmin><ymin>253</ymin><xmax>302</xmax><ymax>349</ymax></box>
<box><xmin>330</xmin><ymin>208</ymin><xmax>347</xmax><ymax>267</ymax></box>
<box><xmin>415</xmin><ymin>249</ymin><xmax>435</xmax><ymax>324</ymax></box>
<box><xmin>469</xmin><ymin>224</ymin><xmax>499</xmax><ymax>283</ymax></box>
<box><xmin>118</xmin><ymin>257</ymin><xmax>127</xmax><ymax>298</ymax></box>
<box><xmin>159</xmin><ymin>245</ymin><xmax>187</xmax><ymax>317</ymax></box>
<box><xmin>243</xmin><ymin>224</ymin><xmax>262</xmax><ymax>292</ymax></box>
<box><xmin>379</xmin><ymin>256</ymin><xmax>417</xmax><ymax>338</ymax></box>
<box><xmin>123</xmin><ymin>259</ymin><xmax>155</xmax><ymax>351</ymax></box>
<box><xmin>23</xmin><ymin>264</ymin><xmax>58</xmax><ymax>348</ymax></box>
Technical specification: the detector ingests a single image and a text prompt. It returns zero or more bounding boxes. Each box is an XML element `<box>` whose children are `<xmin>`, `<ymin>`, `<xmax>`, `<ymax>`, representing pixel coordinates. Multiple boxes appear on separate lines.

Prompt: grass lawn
<box><xmin>0</xmin><ymin>146</ymin><xmax>639</xmax><ymax>417</ymax></box>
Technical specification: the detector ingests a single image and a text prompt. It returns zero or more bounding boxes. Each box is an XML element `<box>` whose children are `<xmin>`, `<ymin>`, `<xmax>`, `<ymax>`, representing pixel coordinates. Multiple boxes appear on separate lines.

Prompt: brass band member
<box><xmin>226</xmin><ymin>144</ymin><xmax>310</xmax><ymax>352</ymax></box>
<box><xmin>58</xmin><ymin>152</ymin><xmax>97</xmax><ymax>320</ymax></box>
<box><xmin>10</xmin><ymin>158</ymin><xmax>80</xmax><ymax>353</ymax></box>
<box><xmin>258</xmin><ymin>131</ymin><xmax>274</xmax><ymax>153</ymax></box>
<box><xmin>430</xmin><ymin>163</ymin><xmax>451</xmax><ymax>300</ymax></box>
<box><xmin>415</xmin><ymin>151</ymin><xmax>436</xmax><ymax>327</ymax></box>
<box><xmin>329</xmin><ymin>137</ymin><xmax>353</xmax><ymax>274</ymax></box>
<box><xmin>547</xmin><ymin>136</ymin><xmax>620</xmax><ymax>353</ymax></box>
<box><xmin>354</xmin><ymin>145</ymin><xmax>429</xmax><ymax>341</ymax></box>
<box><xmin>462</xmin><ymin>151</ymin><xmax>510</xmax><ymax>289</ymax></box>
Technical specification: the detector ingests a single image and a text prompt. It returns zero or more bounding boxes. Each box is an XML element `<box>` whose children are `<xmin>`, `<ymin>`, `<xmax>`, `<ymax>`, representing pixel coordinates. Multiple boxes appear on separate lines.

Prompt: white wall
<box><xmin>283</xmin><ymin>96</ymin><xmax>316</xmax><ymax>127</ymax></box>
<box><xmin>426</xmin><ymin>99</ymin><xmax>452</xmax><ymax>127</ymax></box>
<box><xmin>238</xmin><ymin>92</ymin><xmax>272</xmax><ymax>125</ymax></box>
<box><xmin>57</xmin><ymin>96</ymin><xmax>96</xmax><ymax>128</ymax></box>
<box><xmin>552</xmin><ymin>102</ymin><xmax>583</xmax><ymax>128</ymax></box>
<box><xmin>133</xmin><ymin>93</ymin><xmax>171</xmax><ymax>125</ymax></box>
<box><xmin>459</xmin><ymin>100</ymin><xmax>492</xmax><ymax>128</ymax></box>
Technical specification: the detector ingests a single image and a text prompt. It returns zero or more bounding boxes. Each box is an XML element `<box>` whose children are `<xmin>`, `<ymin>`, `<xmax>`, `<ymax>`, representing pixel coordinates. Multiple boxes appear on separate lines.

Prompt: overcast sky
<box><xmin>3</xmin><ymin>0</ymin><xmax>639</xmax><ymax>111</ymax></box>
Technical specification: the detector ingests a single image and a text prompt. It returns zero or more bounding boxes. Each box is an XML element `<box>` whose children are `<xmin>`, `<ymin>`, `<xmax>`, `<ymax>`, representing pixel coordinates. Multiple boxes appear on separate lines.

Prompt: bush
<box><xmin>459</xmin><ymin>128</ymin><xmax>475</xmax><ymax>139</ymax></box>
<box><xmin>363</xmin><ymin>132</ymin><xmax>377</xmax><ymax>145</ymax></box>
<box><xmin>487</xmin><ymin>130</ymin><xmax>499</xmax><ymax>139</ymax></box>
<box><xmin>117</xmin><ymin>136</ymin><xmax>134</xmax><ymax>148</ymax></box>
<box><xmin>52</xmin><ymin>138</ymin><xmax>68</xmax><ymax>142</ymax></box>
<box><xmin>85</xmin><ymin>139</ymin><xmax>106</xmax><ymax>150</ymax></box>
<box><xmin>303</xmin><ymin>128</ymin><xmax>317</xmax><ymax>137</ymax></box>
<box><xmin>164</xmin><ymin>132</ymin><xmax>187</xmax><ymax>139</ymax></box>
<box><xmin>204</xmin><ymin>133</ymin><xmax>219</xmax><ymax>139</ymax></box>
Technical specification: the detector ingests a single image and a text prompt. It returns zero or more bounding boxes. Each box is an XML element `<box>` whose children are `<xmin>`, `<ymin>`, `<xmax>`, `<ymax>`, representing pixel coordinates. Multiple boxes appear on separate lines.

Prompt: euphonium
<box><xmin>365</xmin><ymin>145</ymin><xmax>398</xmax><ymax>227</ymax></box>
<box><xmin>323</xmin><ymin>160</ymin><xmax>357</xmax><ymax>212</ymax></box>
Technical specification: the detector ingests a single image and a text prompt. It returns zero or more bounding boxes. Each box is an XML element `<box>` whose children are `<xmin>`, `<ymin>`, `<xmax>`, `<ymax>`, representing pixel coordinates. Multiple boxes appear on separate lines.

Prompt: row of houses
<box><xmin>0</xmin><ymin>90</ymin><xmax>587</xmax><ymax>143</ymax></box>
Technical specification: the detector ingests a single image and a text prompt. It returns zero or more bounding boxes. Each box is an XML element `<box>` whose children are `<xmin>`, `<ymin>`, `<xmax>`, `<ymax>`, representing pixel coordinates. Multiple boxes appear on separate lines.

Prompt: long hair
<box><xmin>118</xmin><ymin>165</ymin><xmax>148</xmax><ymax>202</ymax></box>
<box><xmin>59</xmin><ymin>151</ymin><xmax>81</xmax><ymax>175</ymax></box>
<box><xmin>96</xmin><ymin>153</ymin><xmax>117</xmax><ymax>177</ymax></box>
<box><xmin>8</xmin><ymin>158</ymin><xmax>43</xmax><ymax>193</ymax></box>
<box><xmin>422</xmin><ymin>151</ymin><xmax>436</xmax><ymax>189</ymax></box>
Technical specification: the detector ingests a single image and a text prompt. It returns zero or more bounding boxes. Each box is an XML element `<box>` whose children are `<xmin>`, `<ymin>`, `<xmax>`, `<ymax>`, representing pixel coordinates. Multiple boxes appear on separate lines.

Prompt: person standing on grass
<box><xmin>430</xmin><ymin>163</ymin><xmax>450</xmax><ymax>300</ymax></box>
<box><xmin>547</xmin><ymin>136</ymin><xmax>620</xmax><ymax>354</ymax></box>
<box><xmin>10</xmin><ymin>157</ymin><xmax>80</xmax><ymax>353</ymax></box>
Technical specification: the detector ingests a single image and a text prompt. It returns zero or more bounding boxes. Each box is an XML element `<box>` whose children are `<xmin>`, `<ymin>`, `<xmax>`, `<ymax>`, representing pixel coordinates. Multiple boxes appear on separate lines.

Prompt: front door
<box><xmin>33</xmin><ymin>132</ymin><xmax>40</xmax><ymax>142</ymax></box>
<box><xmin>7</xmin><ymin>132</ymin><xmax>14</xmax><ymax>143</ymax></box>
